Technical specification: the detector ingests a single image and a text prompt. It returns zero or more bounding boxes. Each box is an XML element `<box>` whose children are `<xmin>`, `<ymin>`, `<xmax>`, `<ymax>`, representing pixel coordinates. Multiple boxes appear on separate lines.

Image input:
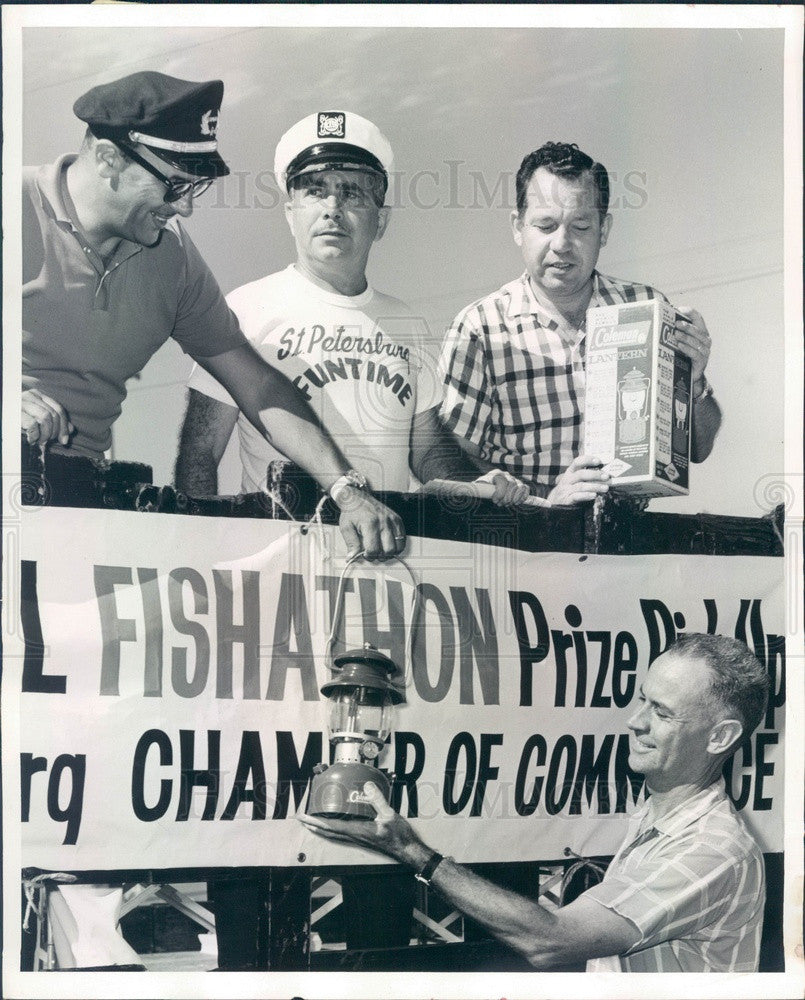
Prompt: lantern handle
<box><xmin>257</xmin><ymin>474</ymin><xmax>420</xmax><ymax>685</ymax></box>
<box><xmin>324</xmin><ymin>550</ymin><xmax>421</xmax><ymax>690</ymax></box>
<box><xmin>324</xmin><ymin>549</ymin><xmax>368</xmax><ymax>670</ymax></box>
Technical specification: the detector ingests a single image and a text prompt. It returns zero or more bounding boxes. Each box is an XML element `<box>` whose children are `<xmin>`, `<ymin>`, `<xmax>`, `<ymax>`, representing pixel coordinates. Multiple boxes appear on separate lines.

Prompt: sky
<box><xmin>14</xmin><ymin>12</ymin><xmax>796</xmax><ymax>515</ymax></box>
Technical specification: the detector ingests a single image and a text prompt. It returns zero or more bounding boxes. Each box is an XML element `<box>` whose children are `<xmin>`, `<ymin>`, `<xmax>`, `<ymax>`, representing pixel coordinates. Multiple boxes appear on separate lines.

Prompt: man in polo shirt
<box><xmin>300</xmin><ymin>633</ymin><xmax>770</xmax><ymax>972</ymax></box>
<box><xmin>437</xmin><ymin>142</ymin><xmax>723</xmax><ymax>503</ymax></box>
<box><xmin>22</xmin><ymin>71</ymin><xmax>406</xmax><ymax>560</ymax></box>
<box><xmin>175</xmin><ymin>109</ymin><xmax>528</xmax><ymax>507</ymax></box>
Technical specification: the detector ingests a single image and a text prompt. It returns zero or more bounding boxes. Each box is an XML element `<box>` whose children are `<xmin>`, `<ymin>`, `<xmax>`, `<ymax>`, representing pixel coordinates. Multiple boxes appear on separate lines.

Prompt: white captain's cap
<box><xmin>274</xmin><ymin>110</ymin><xmax>394</xmax><ymax>195</ymax></box>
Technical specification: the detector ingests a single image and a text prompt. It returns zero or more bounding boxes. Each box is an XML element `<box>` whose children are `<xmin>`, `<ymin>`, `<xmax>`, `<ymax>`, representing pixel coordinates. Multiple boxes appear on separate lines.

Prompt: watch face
<box><xmin>330</xmin><ymin>470</ymin><xmax>370</xmax><ymax>505</ymax></box>
<box><xmin>346</xmin><ymin>470</ymin><xmax>368</xmax><ymax>489</ymax></box>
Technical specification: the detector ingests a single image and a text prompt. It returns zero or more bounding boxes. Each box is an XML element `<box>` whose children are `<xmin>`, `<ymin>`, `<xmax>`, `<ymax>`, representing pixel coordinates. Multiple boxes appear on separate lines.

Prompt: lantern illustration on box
<box><xmin>672</xmin><ymin>378</ymin><xmax>690</xmax><ymax>453</ymax></box>
<box><xmin>307</xmin><ymin>643</ymin><xmax>404</xmax><ymax>819</ymax></box>
<box><xmin>617</xmin><ymin>368</ymin><xmax>651</xmax><ymax>444</ymax></box>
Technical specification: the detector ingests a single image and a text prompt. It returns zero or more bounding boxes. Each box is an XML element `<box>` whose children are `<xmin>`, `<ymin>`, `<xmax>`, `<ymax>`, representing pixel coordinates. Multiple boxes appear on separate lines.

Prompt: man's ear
<box><xmin>707</xmin><ymin>718</ymin><xmax>744</xmax><ymax>756</ymax></box>
<box><xmin>510</xmin><ymin>209</ymin><xmax>523</xmax><ymax>248</ymax></box>
<box><xmin>283</xmin><ymin>198</ymin><xmax>295</xmax><ymax>236</ymax></box>
<box><xmin>599</xmin><ymin>212</ymin><xmax>613</xmax><ymax>248</ymax></box>
<box><xmin>94</xmin><ymin>139</ymin><xmax>125</xmax><ymax>182</ymax></box>
<box><xmin>374</xmin><ymin>207</ymin><xmax>390</xmax><ymax>243</ymax></box>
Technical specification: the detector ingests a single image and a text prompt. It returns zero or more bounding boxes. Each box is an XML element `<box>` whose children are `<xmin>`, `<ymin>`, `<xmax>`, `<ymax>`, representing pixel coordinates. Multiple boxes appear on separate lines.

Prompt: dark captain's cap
<box><xmin>74</xmin><ymin>71</ymin><xmax>229</xmax><ymax>178</ymax></box>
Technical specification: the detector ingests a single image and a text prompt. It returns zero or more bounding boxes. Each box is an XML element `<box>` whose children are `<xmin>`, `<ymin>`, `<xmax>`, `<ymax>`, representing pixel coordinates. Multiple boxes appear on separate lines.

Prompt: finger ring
<box><xmin>394</xmin><ymin>534</ymin><xmax>405</xmax><ymax>539</ymax></box>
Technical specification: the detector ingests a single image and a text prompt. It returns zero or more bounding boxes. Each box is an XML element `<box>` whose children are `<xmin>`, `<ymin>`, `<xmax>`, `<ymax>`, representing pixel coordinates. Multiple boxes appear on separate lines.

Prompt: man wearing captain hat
<box><xmin>176</xmin><ymin>108</ymin><xmax>528</xmax><ymax>505</ymax></box>
<box><xmin>22</xmin><ymin>72</ymin><xmax>406</xmax><ymax>561</ymax></box>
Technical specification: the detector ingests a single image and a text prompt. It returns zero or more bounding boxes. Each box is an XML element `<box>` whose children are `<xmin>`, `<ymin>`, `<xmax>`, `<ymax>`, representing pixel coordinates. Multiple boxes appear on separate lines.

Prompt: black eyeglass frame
<box><xmin>114</xmin><ymin>140</ymin><xmax>214</xmax><ymax>203</ymax></box>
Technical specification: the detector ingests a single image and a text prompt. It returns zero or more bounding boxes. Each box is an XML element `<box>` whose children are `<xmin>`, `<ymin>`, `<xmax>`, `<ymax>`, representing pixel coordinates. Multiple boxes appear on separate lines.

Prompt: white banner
<box><xmin>13</xmin><ymin>507</ymin><xmax>785</xmax><ymax>871</ymax></box>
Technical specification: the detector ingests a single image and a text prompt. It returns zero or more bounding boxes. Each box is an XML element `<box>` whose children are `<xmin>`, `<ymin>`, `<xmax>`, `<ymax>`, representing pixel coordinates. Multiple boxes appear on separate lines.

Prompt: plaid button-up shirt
<box><xmin>438</xmin><ymin>271</ymin><xmax>664</xmax><ymax>490</ymax></box>
<box><xmin>584</xmin><ymin>783</ymin><xmax>765</xmax><ymax>972</ymax></box>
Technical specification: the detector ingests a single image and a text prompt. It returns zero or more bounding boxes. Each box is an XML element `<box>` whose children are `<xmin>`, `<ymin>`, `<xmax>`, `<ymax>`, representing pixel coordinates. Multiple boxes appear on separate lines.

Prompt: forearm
<box><xmin>300</xmin><ymin>785</ymin><xmax>636</xmax><ymax>966</ymax></box>
<box><xmin>410</xmin><ymin>411</ymin><xmax>547</xmax><ymax>501</ymax></box>
<box><xmin>175</xmin><ymin>448</ymin><xmax>218</xmax><ymax>495</ymax></box>
<box><xmin>322</xmin><ymin>811</ymin><xmax>549</xmax><ymax>956</ymax></box>
<box><xmin>201</xmin><ymin>345</ymin><xmax>352</xmax><ymax>493</ymax></box>
<box><xmin>252</xmin><ymin>406</ymin><xmax>349</xmax><ymax>492</ymax></box>
<box><xmin>235</xmin><ymin>374</ymin><xmax>350</xmax><ymax>492</ymax></box>
<box><xmin>528</xmin><ymin>480</ymin><xmax>552</xmax><ymax>499</ymax></box>
<box><xmin>395</xmin><ymin>842</ymin><xmax>560</xmax><ymax>966</ymax></box>
<box><xmin>201</xmin><ymin>345</ymin><xmax>405</xmax><ymax>558</ymax></box>
<box><xmin>410</xmin><ymin>428</ymin><xmax>487</xmax><ymax>484</ymax></box>
<box><xmin>410</xmin><ymin>409</ymin><xmax>498</xmax><ymax>484</ymax></box>
<box><xmin>690</xmin><ymin>391</ymin><xmax>722</xmax><ymax>462</ymax></box>
<box><xmin>174</xmin><ymin>390</ymin><xmax>236</xmax><ymax>495</ymax></box>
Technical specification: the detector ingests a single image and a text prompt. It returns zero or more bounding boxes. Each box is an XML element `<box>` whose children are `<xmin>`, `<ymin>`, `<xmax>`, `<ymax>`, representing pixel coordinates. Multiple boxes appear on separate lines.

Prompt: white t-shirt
<box><xmin>188</xmin><ymin>265</ymin><xmax>440</xmax><ymax>494</ymax></box>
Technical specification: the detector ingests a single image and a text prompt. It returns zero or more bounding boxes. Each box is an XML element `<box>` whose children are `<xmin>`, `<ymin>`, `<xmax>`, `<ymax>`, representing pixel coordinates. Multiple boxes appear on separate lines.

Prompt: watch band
<box><xmin>692</xmin><ymin>375</ymin><xmax>714</xmax><ymax>401</ymax></box>
<box><xmin>414</xmin><ymin>851</ymin><xmax>445</xmax><ymax>885</ymax></box>
<box><xmin>329</xmin><ymin>469</ymin><xmax>368</xmax><ymax>505</ymax></box>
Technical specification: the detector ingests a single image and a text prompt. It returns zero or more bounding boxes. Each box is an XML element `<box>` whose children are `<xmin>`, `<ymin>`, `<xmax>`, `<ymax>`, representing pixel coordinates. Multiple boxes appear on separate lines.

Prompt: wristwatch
<box><xmin>692</xmin><ymin>375</ymin><xmax>714</xmax><ymax>402</ymax></box>
<box><xmin>329</xmin><ymin>469</ymin><xmax>369</xmax><ymax>505</ymax></box>
<box><xmin>414</xmin><ymin>850</ymin><xmax>447</xmax><ymax>885</ymax></box>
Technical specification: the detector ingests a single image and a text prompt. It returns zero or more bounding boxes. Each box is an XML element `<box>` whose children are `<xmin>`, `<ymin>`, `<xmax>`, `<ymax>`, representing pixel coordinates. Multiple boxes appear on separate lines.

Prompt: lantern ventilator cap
<box><xmin>323</xmin><ymin>643</ymin><xmax>405</xmax><ymax>704</ymax></box>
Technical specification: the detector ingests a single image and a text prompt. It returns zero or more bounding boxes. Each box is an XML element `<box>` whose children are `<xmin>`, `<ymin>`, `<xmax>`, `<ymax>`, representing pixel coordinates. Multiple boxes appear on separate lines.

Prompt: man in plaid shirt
<box><xmin>437</xmin><ymin>142</ymin><xmax>723</xmax><ymax>503</ymax></box>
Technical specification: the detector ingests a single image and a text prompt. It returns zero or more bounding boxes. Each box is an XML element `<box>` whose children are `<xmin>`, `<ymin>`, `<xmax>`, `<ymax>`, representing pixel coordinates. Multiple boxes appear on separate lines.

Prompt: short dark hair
<box><xmin>83</xmin><ymin>126</ymin><xmax>129</xmax><ymax>162</ymax></box>
<box><xmin>515</xmin><ymin>142</ymin><xmax>610</xmax><ymax>219</ymax></box>
<box><xmin>668</xmin><ymin>633</ymin><xmax>769</xmax><ymax>738</ymax></box>
<box><xmin>81</xmin><ymin>126</ymin><xmax>99</xmax><ymax>152</ymax></box>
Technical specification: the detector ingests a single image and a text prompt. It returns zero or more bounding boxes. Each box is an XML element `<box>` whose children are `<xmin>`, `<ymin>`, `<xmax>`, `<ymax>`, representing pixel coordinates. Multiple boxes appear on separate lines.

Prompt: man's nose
<box><xmin>550</xmin><ymin>226</ymin><xmax>571</xmax><ymax>251</ymax></box>
<box><xmin>627</xmin><ymin>701</ymin><xmax>650</xmax><ymax>732</ymax></box>
<box><xmin>321</xmin><ymin>193</ymin><xmax>344</xmax><ymax>214</ymax></box>
<box><xmin>171</xmin><ymin>192</ymin><xmax>194</xmax><ymax>218</ymax></box>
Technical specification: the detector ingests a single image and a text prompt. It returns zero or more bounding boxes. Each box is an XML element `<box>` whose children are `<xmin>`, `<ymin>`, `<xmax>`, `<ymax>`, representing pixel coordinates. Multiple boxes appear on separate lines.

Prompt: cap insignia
<box><xmin>200</xmin><ymin>109</ymin><xmax>218</xmax><ymax>137</ymax></box>
<box><xmin>317</xmin><ymin>112</ymin><xmax>345</xmax><ymax>138</ymax></box>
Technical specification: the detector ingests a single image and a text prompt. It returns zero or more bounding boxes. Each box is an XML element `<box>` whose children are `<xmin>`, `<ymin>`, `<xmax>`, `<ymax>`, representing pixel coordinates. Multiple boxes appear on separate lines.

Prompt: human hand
<box><xmin>672</xmin><ymin>307</ymin><xmax>711</xmax><ymax>385</ymax></box>
<box><xmin>547</xmin><ymin>455</ymin><xmax>610</xmax><ymax>505</ymax></box>
<box><xmin>22</xmin><ymin>389</ymin><xmax>73</xmax><ymax>446</ymax></box>
<box><xmin>474</xmin><ymin>470</ymin><xmax>532</xmax><ymax>507</ymax></box>
<box><xmin>335</xmin><ymin>487</ymin><xmax>406</xmax><ymax>560</ymax></box>
<box><xmin>298</xmin><ymin>781</ymin><xmax>418</xmax><ymax>863</ymax></box>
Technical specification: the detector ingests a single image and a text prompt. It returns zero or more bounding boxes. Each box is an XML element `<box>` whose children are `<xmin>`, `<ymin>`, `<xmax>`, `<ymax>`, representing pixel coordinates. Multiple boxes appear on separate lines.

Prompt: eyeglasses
<box><xmin>115</xmin><ymin>141</ymin><xmax>214</xmax><ymax>203</ymax></box>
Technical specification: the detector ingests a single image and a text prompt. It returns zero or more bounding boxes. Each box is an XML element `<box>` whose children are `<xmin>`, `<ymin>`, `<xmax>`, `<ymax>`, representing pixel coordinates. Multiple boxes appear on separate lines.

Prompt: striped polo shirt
<box><xmin>438</xmin><ymin>271</ymin><xmax>663</xmax><ymax>491</ymax></box>
<box><xmin>584</xmin><ymin>782</ymin><xmax>765</xmax><ymax>972</ymax></box>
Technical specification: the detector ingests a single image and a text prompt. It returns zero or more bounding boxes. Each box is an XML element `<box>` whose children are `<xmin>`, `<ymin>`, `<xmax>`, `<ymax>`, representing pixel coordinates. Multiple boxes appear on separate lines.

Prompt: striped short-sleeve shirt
<box><xmin>438</xmin><ymin>271</ymin><xmax>664</xmax><ymax>490</ymax></box>
<box><xmin>584</xmin><ymin>783</ymin><xmax>766</xmax><ymax>972</ymax></box>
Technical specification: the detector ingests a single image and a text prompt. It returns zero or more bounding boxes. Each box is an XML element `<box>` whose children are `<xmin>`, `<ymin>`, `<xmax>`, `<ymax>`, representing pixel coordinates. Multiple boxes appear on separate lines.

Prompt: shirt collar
<box><xmin>648</xmin><ymin>783</ymin><xmax>725</xmax><ymax>836</ymax></box>
<box><xmin>34</xmin><ymin>154</ymin><xmax>78</xmax><ymax>225</ymax></box>
<box><xmin>35</xmin><ymin>153</ymin><xmax>144</xmax><ymax>264</ymax></box>
<box><xmin>588</xmin><ymin>271</ymin><xmax>629</xmax><ymax>310</ymax></box>
<box><xmin>506</xmin><ymin>270</ymin><xmax>605</xmax><ymax>326</ymax></box>
<box><xmin>588</xmin><ymin>271</ymin><xmax>608</xmax><ymax>307</ymax></box>
<box><xmin>505</xmin><ymin>272</ymin><xmax>559</xmax><ymax>328</ymax></box>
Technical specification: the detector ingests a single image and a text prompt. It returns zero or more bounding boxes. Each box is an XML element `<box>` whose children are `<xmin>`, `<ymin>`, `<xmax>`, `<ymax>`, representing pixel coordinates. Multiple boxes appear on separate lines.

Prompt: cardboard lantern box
<box><xmin>583</xmin><ymin>299</ymin><xmax>692</xmax><ymax>497</ymax></box>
